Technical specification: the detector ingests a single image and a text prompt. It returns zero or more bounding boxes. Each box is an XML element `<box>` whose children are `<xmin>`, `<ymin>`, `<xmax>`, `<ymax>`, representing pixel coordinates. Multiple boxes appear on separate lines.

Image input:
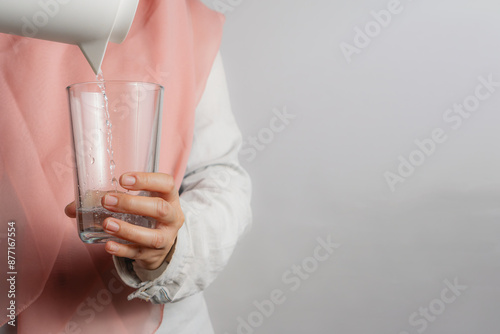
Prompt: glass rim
<box><xmin>67</xmin><ymin>80</ymin><xmax>164</xmax><ymax>91</ymax></box>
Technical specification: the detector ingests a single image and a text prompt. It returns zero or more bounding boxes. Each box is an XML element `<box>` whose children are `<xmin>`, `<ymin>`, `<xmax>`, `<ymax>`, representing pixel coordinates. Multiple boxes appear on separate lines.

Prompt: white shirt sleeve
<box><xmin>113</xmin><ymin>52</ymin><xmax>252</xmax><ymax>303</ymax></box>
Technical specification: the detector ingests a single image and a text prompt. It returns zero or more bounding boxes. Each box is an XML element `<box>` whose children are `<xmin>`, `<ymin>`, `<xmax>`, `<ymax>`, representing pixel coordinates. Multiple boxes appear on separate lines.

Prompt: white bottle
<box><xmin>0</xmin><ymin>0</ymin><xmax>139</xmax><ymax>74</ymax></box>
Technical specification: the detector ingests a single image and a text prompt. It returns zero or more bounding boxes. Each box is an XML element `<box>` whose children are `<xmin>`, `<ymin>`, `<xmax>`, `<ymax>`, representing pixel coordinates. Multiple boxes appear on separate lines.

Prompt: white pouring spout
<box><xmin>0</xmin><ymin>0</ymin><xmax>139</xmax><ymax>74</ymax></box>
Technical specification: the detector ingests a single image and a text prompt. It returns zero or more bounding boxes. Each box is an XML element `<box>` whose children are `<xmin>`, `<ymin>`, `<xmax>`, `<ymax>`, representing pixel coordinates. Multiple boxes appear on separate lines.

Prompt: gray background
<box><xmin>204</xmin><ymin>0</ymin><xmax>500</xmax><ymax>333</ymax></box>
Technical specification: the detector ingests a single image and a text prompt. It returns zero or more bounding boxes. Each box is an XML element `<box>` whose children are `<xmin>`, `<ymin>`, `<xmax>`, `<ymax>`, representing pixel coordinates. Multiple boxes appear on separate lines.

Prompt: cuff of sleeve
<box><xmin>124</xmin><ymin>216</ymin><xmax>194</xmax><ymax>303</ymax></box>
<box><xmin>112</xmin><ymin>256</ymin><xmax>142</xmax><ymax>288</ymax></box>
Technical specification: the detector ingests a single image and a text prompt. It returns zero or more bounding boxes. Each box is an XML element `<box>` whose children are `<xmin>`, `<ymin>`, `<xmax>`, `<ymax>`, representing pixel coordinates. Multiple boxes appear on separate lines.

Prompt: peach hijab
<box><xmin>0</xmin><ymin>0</ymin><xmax>223</xmax><ymax>332</ymax></box>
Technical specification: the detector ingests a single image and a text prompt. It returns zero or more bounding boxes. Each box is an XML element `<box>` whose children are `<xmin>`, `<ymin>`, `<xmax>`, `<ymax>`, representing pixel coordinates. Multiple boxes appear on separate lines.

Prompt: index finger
<box><xmin>119</xmin><ymin>172</ymin><xmax>178</xmax><ymax>202</ymax></box>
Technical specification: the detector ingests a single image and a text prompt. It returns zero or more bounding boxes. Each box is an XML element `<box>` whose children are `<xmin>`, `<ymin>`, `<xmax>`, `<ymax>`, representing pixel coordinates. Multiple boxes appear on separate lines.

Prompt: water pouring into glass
<box><xmin>0</xmin><ymin>0</ymin><xmax>165</xmax><ymax>243</ymax></box>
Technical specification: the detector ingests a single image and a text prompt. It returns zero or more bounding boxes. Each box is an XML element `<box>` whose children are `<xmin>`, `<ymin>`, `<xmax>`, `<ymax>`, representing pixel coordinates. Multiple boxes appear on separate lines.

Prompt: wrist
<box><xmin>165</xmin><ymin>237</ymin><xmax>177</xmax><ymax>264</ymax></box>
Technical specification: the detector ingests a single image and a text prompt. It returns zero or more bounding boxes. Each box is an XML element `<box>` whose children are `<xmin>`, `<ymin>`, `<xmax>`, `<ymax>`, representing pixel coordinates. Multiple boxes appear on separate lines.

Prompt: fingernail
<box><xmin>104</xmin><ymin>194</ymin><xmax>118</xmax><ymax>206</ymax></box>
<box><xmin>107</xmin><ymin>243</ymin><xmax>119</xmax><ymax>253</ymax></box>
<box><xmin>122</xmin><ymin>175</ymin><xmax>136</xmax><ymax>186</ymax></box>
<box><xmin>105</xmin><ymin>219</ymin><xmax>120</xmax><ymax>233</ymax></box>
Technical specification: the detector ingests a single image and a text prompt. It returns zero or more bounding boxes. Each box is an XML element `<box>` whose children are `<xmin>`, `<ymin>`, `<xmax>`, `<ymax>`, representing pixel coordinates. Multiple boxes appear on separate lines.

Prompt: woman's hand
<box><xmin>65</xmin><ymin>172</ymin><xmax>185</xmax><ymax>270</ymax></box>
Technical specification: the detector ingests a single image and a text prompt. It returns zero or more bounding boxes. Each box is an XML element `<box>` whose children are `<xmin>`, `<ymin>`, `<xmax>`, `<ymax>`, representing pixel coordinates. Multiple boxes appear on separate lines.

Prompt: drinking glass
<box><xmin>68</xmin><ymin>81</ymin><xmax>163</xmax><ymax>243</ymax></box>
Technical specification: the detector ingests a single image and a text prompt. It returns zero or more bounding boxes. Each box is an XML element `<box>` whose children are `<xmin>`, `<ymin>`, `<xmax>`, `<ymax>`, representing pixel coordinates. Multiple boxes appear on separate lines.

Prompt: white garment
<box><xmin>113</xmin><ymin>52</ymin><xmax>252</xmax><ymax>333</ymax></box>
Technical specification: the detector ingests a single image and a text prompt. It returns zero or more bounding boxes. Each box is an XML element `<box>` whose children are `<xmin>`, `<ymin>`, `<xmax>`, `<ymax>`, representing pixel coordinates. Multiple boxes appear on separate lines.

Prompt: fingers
<box><xmin>66</xmin><ymin>172</ymin><xmax>182</xmax><ymax>270</ymax></box>
<box><xmin>102</xmin><ymin>192</ymin><xmax>179</xmax><ymax>224</ymax></box>
<box><xmin>66</xmin><ymin>173</ymin><xmax>178</xmax><ymax>220</ymax></box>
<box><xmin>103</xmin><ymin>217</ymin><xmax>171</xmax><ymax>250</ymax></box>
<box><xmin>104</xmin><ymin>240</ymin><xmax>168</xmax><ymax>270</ymax></box>
<box><xmin>65</xmin><ymin>201</ymin><xmax>76</xmax><ymax>218</ymax></box>
<box><xmin>119</xmin><ymin>172</ymin><xmax>177</xmax><ymax>202</ymax></box>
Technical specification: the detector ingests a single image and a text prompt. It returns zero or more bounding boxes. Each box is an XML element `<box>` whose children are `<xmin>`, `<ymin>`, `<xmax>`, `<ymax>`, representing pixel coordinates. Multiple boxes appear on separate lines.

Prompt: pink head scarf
<box><xmin>0</xmin><ymin>0</ymin><xmax>224</xmax><ymax>332</ymax></box>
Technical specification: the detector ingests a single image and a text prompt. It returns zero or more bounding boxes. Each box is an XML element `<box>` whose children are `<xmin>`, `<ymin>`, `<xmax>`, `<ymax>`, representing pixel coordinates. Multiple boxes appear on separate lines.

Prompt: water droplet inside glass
<box><xmin>111</xmin><ymin>177</ymin><xmax>118</xmax><ymax>190</ymax></box>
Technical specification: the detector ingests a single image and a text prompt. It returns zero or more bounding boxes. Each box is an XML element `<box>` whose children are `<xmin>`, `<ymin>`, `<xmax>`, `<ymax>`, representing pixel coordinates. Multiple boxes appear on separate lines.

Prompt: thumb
<box><xmin>65</xmin><ymin>201</ymin><xmax>76</xmax><ymax>218</ymax></box>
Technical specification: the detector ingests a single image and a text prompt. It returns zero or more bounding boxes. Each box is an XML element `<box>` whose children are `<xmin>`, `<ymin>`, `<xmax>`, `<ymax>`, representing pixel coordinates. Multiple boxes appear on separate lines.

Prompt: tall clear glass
<box><xmin>67</xmin><ymin>81</ymin><xmax>163</xmax><ymax>244</ymax></box>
